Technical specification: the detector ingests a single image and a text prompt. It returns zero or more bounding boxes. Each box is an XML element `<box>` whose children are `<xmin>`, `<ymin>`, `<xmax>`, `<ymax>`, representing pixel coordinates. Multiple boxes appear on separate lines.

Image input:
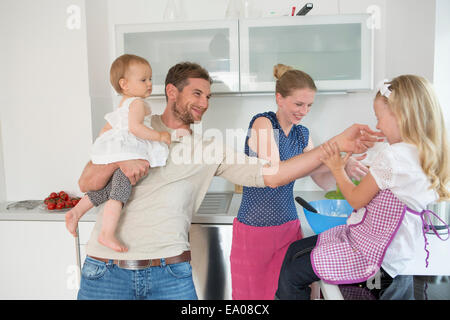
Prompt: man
<box><xmin>77</xmin><ymin>62</ymin><xmax>380</xmax><ymax>300</ymax></box>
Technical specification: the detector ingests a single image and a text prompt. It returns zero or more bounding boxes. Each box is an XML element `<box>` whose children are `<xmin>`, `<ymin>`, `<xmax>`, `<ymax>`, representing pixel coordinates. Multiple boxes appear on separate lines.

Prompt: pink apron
<box><xmin>230</xmin><ymin>218</ymin><xmax>303</xmax><ymax>300</ymax></box>
<box><xmin>311</xmin><ymin>189</ymin><xmax>449</xmax><ymax>284</ymax></box>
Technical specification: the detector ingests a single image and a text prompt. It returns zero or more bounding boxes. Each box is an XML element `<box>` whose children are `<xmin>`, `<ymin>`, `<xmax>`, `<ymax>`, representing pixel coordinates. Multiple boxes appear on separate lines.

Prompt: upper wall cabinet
<box><xmin>115</xmin><ymin>14</ymin><xmax>373</xmax><ymax>95</ymax></box>
<box><xmin>239</xmin><ymin>14</ymin><xmax>374</xmax><ymax>92</ymax></box>
<box><xmin>116</xmin><ymin>20</ymin><xmax>240</xmax><ymax>95</ymax></box>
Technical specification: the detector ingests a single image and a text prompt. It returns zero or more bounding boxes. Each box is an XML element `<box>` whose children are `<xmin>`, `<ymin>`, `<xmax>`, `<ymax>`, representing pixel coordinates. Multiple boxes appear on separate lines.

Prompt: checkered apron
<box><xmin>311</xmin><ymin>189</ymin><xmax>406</xmax><ymax>284</ymax></box>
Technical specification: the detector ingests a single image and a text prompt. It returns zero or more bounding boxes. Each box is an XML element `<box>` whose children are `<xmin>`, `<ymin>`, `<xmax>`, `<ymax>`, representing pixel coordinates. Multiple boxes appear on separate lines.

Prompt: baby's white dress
<box><xmin>91</xmin><ymin>97</ymin><xmax>169</xmax><ymax>167</ymax></box>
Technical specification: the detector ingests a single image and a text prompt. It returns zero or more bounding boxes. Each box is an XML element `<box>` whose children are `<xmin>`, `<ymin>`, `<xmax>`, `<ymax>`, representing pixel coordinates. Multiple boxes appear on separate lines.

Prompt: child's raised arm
<box><xmin>128</xmin><ymin>99</ymin><xmax>170</xmax><ymax>144</ymax></box>
<box><xmin>320</xmin><ymin>141</ymin><xmax>379</xmax><ymax>209</ymax></box>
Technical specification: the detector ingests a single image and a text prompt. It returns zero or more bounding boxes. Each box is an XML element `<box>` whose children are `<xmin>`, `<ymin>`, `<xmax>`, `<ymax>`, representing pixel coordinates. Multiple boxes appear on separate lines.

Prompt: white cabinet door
<box><xmin>115</xmin><ymin>20</ymin><xmax>240</xmax><ymax>95</ymax></box>
<box><xmin>77</xmin><ymin>221</ymin><xmax>96</xmax><ymax>267</ymax></box>
<box><xmin>239</xmin><ymin>15</ymin><xmax>374</xmax><ymax>92</ymax></box>
<box><xmin>0</xmin><ymin>221</ymin><xmax>79</xmax><ymax>299</ymax></box>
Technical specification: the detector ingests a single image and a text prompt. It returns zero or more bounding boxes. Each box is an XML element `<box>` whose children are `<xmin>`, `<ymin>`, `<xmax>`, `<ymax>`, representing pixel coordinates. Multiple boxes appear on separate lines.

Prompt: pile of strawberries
<box><xmin>44</xmin><ymin>191</ymin><xmax>80</xmax><ymax>210</ymax></box>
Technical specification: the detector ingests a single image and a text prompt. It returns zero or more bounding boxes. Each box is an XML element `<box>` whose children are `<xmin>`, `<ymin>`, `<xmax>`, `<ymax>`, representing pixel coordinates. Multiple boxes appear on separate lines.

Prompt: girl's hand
<box><xmin>345</xmin><ymin>154</ymin><xmax>369</xmax><ymax>181</ymax></box>
<box><xmin>160</xmin><ymin>131</ymin><xmax>171</xmax><ymax>145</ymax></box>
<box><xmin>320</xmin><ymin>141</ymin><xmax>352</xmax><ymax>173</ymax></box>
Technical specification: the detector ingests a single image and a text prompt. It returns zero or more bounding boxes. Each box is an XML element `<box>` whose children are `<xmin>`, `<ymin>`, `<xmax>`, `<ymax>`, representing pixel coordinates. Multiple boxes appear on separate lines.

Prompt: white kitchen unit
<box><xmin>115</xmin><ymin>14</ymin><xmax>373</xmax><ymax>95</ymax></box>
<box><xmin>0</xmin><ymin>221</ymin><xmax>79</xmax><ymax>300</ymax></box>
<box><xmin>115</xmin><ymin>20</ymin><xmax>240</xmax><ymax>95</ymax></box>
<box><xmin>239</xmin><ymin>14</ymin><xmax>374</xmax><ymax>92</ymax></box>
<box><xmin>77</xmin><ymin>221</ymin><xmax>96</xmax><ymax>268</ymax></box>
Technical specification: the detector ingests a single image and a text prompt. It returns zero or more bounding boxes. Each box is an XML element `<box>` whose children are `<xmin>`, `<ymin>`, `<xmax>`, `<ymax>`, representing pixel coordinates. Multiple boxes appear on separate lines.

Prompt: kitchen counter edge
<box><xmin>0</xmin><ymin>191</ymin><xmax>326</xmax><ymax>223</ymax></box>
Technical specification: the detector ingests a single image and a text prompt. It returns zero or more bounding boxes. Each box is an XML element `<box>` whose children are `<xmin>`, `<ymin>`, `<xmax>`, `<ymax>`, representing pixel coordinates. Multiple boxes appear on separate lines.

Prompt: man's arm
<box><xmin>78</xmin><ymin>161</ymin><xmax>118</xmax><ymax>193</ymax></box>
<box><xmin>263</xmin><ymin>124</ymin><xmax>383</xmax><ymax>188</ymax></box>
<box><xmin>78</xmin><ymin>159</ymin><xmax>150</xmax><ymax>193</ymax></box>
<box><xmin>303</xmin><ymin>135</ymin><xmax>337</xmax><ymax>191</ymax></box>
<box><xmin>263</xmin><ymin>146</ymin><xmax>324</xmax><ymax>188</ymax></box>
<box><xmin>303</xmin><ymin>136</ymin><xmax>369</xmax><ymax>191</ymax></box>
<box><xmin>215</xmin><ymin>124</ymin><xmax>382</xmax><ymax>189</ymax></box>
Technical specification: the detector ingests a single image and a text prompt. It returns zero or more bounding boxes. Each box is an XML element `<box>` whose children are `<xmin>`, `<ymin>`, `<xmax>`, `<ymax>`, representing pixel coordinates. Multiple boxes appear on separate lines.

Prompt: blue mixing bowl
<box><xmin>302</xmin><ymin>199</ymin><xmax>354</xmax><ymax>234</ymax></box>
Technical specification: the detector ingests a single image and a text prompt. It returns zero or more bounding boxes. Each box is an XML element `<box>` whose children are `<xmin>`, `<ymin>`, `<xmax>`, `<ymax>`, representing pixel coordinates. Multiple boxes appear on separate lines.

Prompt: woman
<box><xmin>230</xmin><ymin>64</ymin><xmax>368</xmax><ymax>300</ymax></box>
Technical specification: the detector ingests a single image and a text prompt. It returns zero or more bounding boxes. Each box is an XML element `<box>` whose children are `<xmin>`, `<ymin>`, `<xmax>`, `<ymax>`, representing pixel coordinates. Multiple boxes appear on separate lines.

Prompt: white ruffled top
<box><xmin>348</xmin><ymin>142</ymin><xmax>438</xmax><ymax>277</ymax></box>
<box><xmin>91</xmin><ymin>97</ymin><xmax>169</xmax><ymax>167</ymax></box>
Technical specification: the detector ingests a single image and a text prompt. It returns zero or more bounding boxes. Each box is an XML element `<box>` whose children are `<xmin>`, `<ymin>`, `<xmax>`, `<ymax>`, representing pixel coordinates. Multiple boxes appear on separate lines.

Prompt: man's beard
<box><xmin>172</xmin><ymin>101</ymin><xmax>197</xmax><ymax>125</ymax></box>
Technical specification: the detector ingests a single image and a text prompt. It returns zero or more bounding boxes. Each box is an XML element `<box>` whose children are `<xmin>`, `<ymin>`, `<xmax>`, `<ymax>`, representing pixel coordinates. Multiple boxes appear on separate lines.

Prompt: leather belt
<box><xmin>88</xmin><ymin>250</ymin><xmax>191</xmax><ymax>270</ymax></box>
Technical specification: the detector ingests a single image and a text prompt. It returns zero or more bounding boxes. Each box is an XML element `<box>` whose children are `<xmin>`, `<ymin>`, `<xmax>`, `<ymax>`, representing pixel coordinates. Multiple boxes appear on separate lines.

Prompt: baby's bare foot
<box><xmin>98</xmin><ymin>232</ymin><xmax>128</xmax><ymax>252</ymax></box>
<box><xmin>65</xmin><ymin>195</ymin><xmax>93</xmax><ymax>237</ymax></box>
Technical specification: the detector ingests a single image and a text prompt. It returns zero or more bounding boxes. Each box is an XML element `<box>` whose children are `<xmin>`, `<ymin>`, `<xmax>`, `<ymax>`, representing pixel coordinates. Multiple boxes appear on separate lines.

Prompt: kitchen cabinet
<box><xmin>239</xmin><ymin>14</ymin><xmax>373</xmax><ymax>92</ymax></box>
<box><xmin>190</xmin><ymin>224</ymin><xmax>233</xmax><ymax>300</ymax></box>
<box><xmin>115</xmin><ymin>20</ymin><xmax>240</xmax><ymax>95</ymax></box>
<box><xmin>0</xmin><ymin>221</ymin><xmax>79</xmax><ymax>299</ymax></box>
<box><xmin>77</xmin><ymin>221</ymin><xmax>96</xmax><ymax>268</ymax></box>
<box><xmin>115</xmin><ymin>14</ymin><xmax>373</xmax><ymax>95</ymax></box>
<box><xmin>188</xmin><ymin>191</ymin><xmax>324</xmax><ymax>300</ymax></box>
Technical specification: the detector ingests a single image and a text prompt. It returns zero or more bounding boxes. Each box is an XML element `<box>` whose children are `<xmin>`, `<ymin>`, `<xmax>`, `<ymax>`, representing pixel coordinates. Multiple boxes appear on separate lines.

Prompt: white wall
<box><xmin>0</xmin><ymin>0</ymin><xmax>93</xmax><ymax>200</ymax></box>
<box><xmin>0</xmin><ymin>124</ymin><xmax>6</xmax><ymax>202</ymax></box>
<box><xmin>434</xmin><ymin>0</ymin><xmax>450</xmax><ymax>136</ymax></box>
<box><xmin>85</xmin><ymin>0</ymin><xmax>114</xmax><ymax>139</ymax></box>
<box><xmin>385</xmin><ymin>0</ymin><xmax>436</xmax><ymax>80</ymax></box>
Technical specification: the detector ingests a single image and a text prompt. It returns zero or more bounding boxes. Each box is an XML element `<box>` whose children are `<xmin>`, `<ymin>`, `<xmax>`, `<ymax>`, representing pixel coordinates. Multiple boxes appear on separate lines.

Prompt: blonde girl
<box><xmin>276</xmin><ymin>74</ymin><xmax>449</xmax><ymax>299</ymax></box>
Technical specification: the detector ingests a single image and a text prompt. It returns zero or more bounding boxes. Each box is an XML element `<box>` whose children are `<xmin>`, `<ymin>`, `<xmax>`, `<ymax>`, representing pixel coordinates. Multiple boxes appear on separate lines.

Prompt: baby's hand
<box><xmin>320</xmin><ymin>141</ymin><xmax>351</xmax><ymax>173</ymax></box>
<box><xmin>160</xmin><ymin>131</ymin><xmax>171</xmax><ymax>145</ymax></box>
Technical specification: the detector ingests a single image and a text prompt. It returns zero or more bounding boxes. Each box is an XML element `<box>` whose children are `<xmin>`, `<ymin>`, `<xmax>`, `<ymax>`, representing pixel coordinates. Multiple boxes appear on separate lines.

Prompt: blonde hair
<box><xmin>110</xmin><ymin>54</ymin><xmax>151</xmax><ymax>94</ymax></box>
<box><xmin>376</xmin><ymin>75</ymin><xmax>450</xmax><ymax>200</ymax></box>
<box><xmin>273</xmin><ymin>64</ymin><xmax>316</xmax><ymax>97</ymax></box>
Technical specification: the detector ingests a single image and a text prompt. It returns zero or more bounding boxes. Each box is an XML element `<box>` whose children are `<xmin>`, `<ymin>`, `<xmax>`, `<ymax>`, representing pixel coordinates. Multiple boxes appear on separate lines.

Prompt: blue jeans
<box><xmin>275</xmin><ymin>235</ymin><xmax>320</xmax><ymax>300</ymax></box>
<box><xmin>379</xmin><ymin>275</ymin><xmax>414</xmax><ymax>300</ymax></box>
<box><xmin>77</xmin><ymin>256</ymin><xmax>198</xmax><ymax>300</ymax></box>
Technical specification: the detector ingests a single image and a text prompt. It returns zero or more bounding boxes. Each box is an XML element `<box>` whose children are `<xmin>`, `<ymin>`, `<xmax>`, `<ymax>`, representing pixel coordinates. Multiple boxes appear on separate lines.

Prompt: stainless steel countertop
<box><xmin>191</xmin><ymin>191</ymin><xmax>325</xmax><ymax>230</ymax></box>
